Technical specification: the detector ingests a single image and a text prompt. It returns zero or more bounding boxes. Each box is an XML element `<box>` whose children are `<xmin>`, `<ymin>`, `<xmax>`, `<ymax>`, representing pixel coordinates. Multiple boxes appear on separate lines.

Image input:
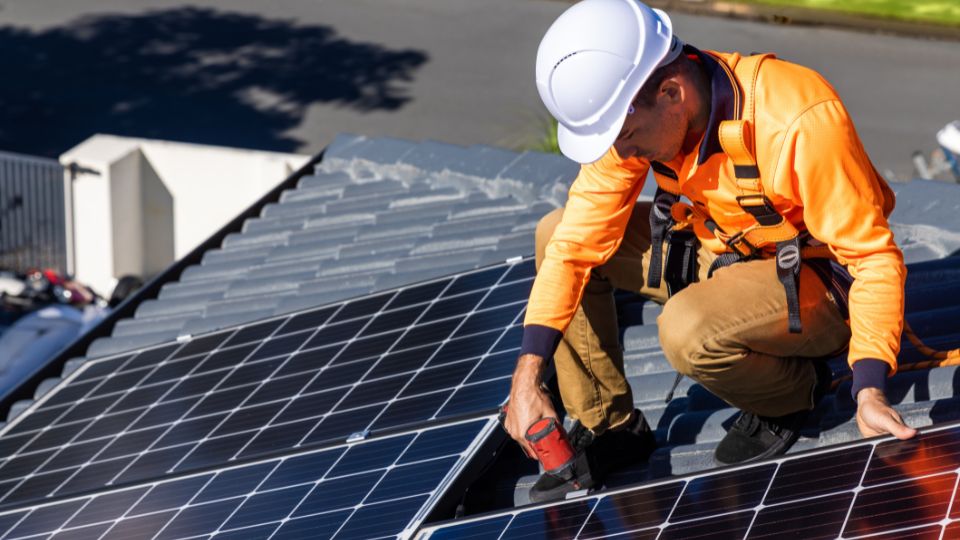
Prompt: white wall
<box><xmin>60</xmin><ymin>135</ymin><xmax>310</xmax><ymax>296</ymax></box>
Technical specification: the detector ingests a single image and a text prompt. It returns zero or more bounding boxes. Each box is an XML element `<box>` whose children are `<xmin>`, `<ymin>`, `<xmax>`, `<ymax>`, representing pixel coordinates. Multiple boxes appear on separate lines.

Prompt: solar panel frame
<box><xmin>0</xmin><ymin>259</ymin><xmax>534</xmax><ymax>509</ymax></box>
<box><xmin>417</xmin><ymin>420</ymin><xmax>960</xmax><ymax>540</ymax></box>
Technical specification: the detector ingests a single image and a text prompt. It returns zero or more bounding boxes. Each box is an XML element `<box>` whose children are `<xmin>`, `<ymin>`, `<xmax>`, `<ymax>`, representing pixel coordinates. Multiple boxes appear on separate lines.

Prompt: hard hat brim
<box><xmin>557</xmin><ymin>110</ymin><xmax>628</xmax><ymax>164</ymax></box>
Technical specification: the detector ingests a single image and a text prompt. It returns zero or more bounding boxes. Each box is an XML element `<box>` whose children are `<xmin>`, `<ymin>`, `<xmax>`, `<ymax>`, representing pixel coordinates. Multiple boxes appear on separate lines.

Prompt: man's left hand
<box><xmin>856</xmin><ymin>387</ymin><xmax>917</xmax><ymax>440</ymax></box>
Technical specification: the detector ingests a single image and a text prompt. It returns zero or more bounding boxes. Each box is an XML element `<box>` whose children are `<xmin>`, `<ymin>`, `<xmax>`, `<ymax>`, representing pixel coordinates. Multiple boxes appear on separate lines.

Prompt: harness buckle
<box><xmin>724</xmin><ymin>230</ymin><xmax>758</xmax><ymax>257</ymax></box>
<box><xmin>736</xmin><ymin>195</ymin><xmax>783</xmax><ymax>227</ymax></box>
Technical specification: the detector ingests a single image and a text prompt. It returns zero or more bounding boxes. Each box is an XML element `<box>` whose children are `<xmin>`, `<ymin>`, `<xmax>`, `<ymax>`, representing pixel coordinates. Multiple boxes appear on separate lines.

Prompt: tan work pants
<box><xmin>535</xmin><ymin>204</ymin><xmax>851</xmax><ymax>434</ymax></box>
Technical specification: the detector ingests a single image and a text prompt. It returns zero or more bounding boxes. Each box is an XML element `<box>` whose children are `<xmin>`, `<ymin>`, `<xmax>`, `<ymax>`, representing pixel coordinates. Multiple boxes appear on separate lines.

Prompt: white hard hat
<box><xmin>536</xmin><ymin>0</ymin><xmax>683</xmax><ymax>164</ymax></box>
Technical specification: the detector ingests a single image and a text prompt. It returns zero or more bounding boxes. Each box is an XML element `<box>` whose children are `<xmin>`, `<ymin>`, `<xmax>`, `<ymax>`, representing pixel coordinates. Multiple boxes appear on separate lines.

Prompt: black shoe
<box><xmin>714</xmin><ymin>361</ymin><xmax>833</xmax><ymax>465</ymax></box>
<box><xmin>529</xmin><ymin>410</ymin><xmax>657</xmax><ymax>503</ymax></box>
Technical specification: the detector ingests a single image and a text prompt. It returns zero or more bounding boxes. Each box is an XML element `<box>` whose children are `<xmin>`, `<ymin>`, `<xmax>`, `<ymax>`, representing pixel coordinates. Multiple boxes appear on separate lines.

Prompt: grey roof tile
<box><xmin>157</xmin><ymin>279</ymin><xmax>230</xmax><ymax>300</ymax></box>
<box><xmin>87</xmin><ymin>330</ymin><xmax>181</xmax><ymax>359</ymax></box>
<box><xmin>264</xmin><ymin>241</ymin><xmax>340</xmax><ymax>265</ymax></box>
<box><xmin>223</xmin><ymin>273</ymin><xmax>317</xmax><ymax>299</ymax></box>
<box><xmin>134</xmin><ymin>294</ymin><xmax>223</xmax><ymax>318</ymax></box>
<box><xmin>112</xmin><ymin>315</ymin><xmax>190</xmax><ymax>338</ymax></box>
<box><xmin>322</xmin><ymin>134</ymin><xmax>417</xmax><ymax>165</ymax></box>
<box><xmin>498</xmin><ymin>150</ymin><xmax>578</xmax><ymax>186</ymax></box>
<box><xmin>397</xmin><ymin>140</ymin><xmax>473</xmax><ymax>173</ymax></box>
<box><xmin>200</xmin><ymin>246</ymin><xmax>274</xmax><ymax>266</ymax></box>
<box><xmin>221</xmin><ymin>229</ymin><xmax>292</xmax><ymax>249</ymax></box>
<box><xmin>297</xmin><ymin>273</ymin><xmax>382</xmax><ymax>296</ymax></box>
<box><xmin>180</xmin><ymin>310</ymin><xmax>277</xmax><ymax>337</ymax></box>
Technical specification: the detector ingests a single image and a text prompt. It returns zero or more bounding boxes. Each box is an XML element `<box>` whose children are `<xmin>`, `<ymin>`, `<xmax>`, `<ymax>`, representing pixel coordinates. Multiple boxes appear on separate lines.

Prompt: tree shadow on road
<box><xmin>0</xmin><ymin>7</ymin><xmax>429</xmax><ymax>157</ymax></box>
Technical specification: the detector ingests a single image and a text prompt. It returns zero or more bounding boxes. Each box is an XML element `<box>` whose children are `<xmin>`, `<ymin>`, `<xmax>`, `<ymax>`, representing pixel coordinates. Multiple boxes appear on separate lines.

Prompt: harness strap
<box><xmin>647</xmin><ymin>161</ymin><xmax>682</xmax><ymax>290</ymax></box>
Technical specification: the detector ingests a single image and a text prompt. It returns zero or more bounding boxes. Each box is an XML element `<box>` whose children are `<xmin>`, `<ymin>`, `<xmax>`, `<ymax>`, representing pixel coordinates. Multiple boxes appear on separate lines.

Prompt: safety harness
<box><xmin>648</xmin><ymin>52</ymin><xmax>828</xmax><ymax>334</ymax></box>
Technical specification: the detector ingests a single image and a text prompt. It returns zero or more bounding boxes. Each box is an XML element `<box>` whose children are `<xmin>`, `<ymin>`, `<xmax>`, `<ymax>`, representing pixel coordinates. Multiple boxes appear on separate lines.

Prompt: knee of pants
<box><xmin>657</xmin><ymin>289</ymin><xmax>714</xmax><ymax>378</ymax></box>
<box><xmin>535</xmin><ymin>208</ymin><xmax>564</xmax><ymax>270</ymax></box>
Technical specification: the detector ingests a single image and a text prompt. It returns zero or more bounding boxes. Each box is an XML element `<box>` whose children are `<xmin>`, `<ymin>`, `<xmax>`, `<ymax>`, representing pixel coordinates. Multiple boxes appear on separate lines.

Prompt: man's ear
<box><xmin>659</xmin><ymin>79</ymin><xmax>683</xmax><ymax>104</ymax></box>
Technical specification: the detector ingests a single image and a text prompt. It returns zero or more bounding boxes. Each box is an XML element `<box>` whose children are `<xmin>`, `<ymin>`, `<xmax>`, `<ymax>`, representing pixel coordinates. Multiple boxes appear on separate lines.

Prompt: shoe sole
<box><xmin>713</xmin><ymin>428</ymin><xmax>801</xmax><ymax>466</ymax></box>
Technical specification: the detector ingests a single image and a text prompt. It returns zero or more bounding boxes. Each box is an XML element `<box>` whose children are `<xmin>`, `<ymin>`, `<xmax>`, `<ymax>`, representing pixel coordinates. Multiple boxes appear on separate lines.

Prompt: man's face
<box><xmin>612</xmin><ymin>88</ymin><xmax>686</xmax><ymax>163</ymax></box>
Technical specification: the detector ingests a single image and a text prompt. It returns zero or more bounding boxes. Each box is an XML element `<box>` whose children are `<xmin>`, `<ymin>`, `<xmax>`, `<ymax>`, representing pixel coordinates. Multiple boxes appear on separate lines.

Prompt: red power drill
<box><xmin>499</xmin><ymin>405</ymin><xmax>578</xmax><ymax>483</ymax></box>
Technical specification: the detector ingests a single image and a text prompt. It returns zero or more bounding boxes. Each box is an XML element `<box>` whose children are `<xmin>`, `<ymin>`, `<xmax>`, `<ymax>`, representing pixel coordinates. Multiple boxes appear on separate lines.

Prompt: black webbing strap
<box><xmin>708</xmin><ymin>252</ymin><xmax>743</xmax><ymax>278</ymax></box>
<box><xmin>647</xmin><ymin>187</ymin><xmax>677</xmax><ymax>289</ymax></box>
<box><xmin>776</xmin><ymin>237</ymin><xmax>803</xmax><ymax>334</ymax></box>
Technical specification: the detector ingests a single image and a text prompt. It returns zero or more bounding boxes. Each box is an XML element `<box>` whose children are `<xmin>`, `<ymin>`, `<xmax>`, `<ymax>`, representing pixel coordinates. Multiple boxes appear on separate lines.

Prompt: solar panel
<box><xmin>0</xmin><ymin>417</ymin><xmax>496</xmax><ymax>540</ymax></box>
<box><xmin>0</xmin><ymin>258</ymin><xmax>533</xmax><ymax>509</ymax></box>
<box><xmin>418</xmin><ymin>421</ymin><xmax>960</xmax><ymax>539</ymax></box>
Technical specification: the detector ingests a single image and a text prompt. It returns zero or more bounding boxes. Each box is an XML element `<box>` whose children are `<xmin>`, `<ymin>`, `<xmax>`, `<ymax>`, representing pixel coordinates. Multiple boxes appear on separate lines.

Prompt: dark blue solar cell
<box><xmin>334</xmin><ymin>331</ymin><xmax>402</xmax><ymax>365</ymax></box>
<box><xmin>248</xmin><ymin>332</ymin><xmax>311</xmax><ymax>361</ymax></box>
<box><xmin>399</xmin><ymin>361</ymin><xmax>473</xmax><ymax>398</ymax></box>
<box><xmin>329</xmin><ymin>435</ymin><xmax>413</xmax><ymax>478</ymax></box>
<box><xmin>247</xmin><ymin>375</ymin><xmax>309</xmax><ymax>405</ymax></box>
<box><xmin>394</xmin><ymin>318</ymin><xmax>460</xmax><ymax>351</ymax></box>
<box><xmin>443</xmin><ymin>267</ymin><xmax>506</xmax><ymax>297</ymax></box>
<box><xmin>0</xmin><ymin>450</ymin><xmax>53</xmax><ymax>478</ymax></box>
<box><xmin>131</xmin><ymin>474</ymin><xmax>213</xmax><ymax>515</ymax></box>
<box><xmin>220</xmin><ymin>357</ymin><xmax>285</xmax><ymax>388</ymax></box>
<box><xmin>223</xmin><ymin>318</ymin><xmax>285</xmax><ymax>348</ymax></box>
<box><xmin>71</xmin><ymin>354</ymin><xmax>132</xmax><ymax>382</ymax></box>
<box><xmin>101</xmin><ymin>510</ymin><xmax>178</xmax><ymax>540</ymax></box>
<box><xmin>222</xmin><ymin>484</ymin><xmax>313</xmax><ymax>530</ymax></box>
<box><xmin>426</xmin><ymin>515</ymin><xmax>512</xmax><ymax>540</ymax></box>
<box><xmin>363</xmin><ymin>305</ymin><xmax>425</xmax><ymax>337</ymax></box>
<box><xmin>164</xmin><ymin>371</ymin><xmax>225</xmax><ymax>400</ymax></box>
<box><xmin>22</xmin><ymin>423</ymin><xmax>80</xmax><ymax>451</ymax></box>
<box><xmin>294</xmin><ymin>471</ymin><xmax>381</xmax><ymax>516</ymax></box>
<box><xmin>130</xmin><ymin>396</ymin><xmax>201</xmax><ymax>430</ymax></box>
<box><xmin>275</xmin><ymin>346</ymin><xmax>340</xmax><ymax>378</ymax></box>
<box><xmin>278</xmin><ymin>306</ymin><xmax>336</xmax><ymax>335</ymax></box>
<box><xmin>585</xmin><ymin>481</ymin><xmax>683</xmax><ymax>534</ymax></box>
<box><xmin>193</xmin><ymin>344</ymin><xmax>258</xmax><ymax>374</ymax></box>
<box><xmin>504</xmin><ymin>260</ymin><xmax>535</xmax><ymax>281</ymax></box>
<box><xmin>116</xmin><ymin>446</ymin><xmax>189</xmax><ymax>485</ymax></box>
<box><xmin>491</xmin><ymin>325</ymin><xmax>522</xmax><ymax>353</ymax></box>
<box><xmin>338</xmin><ymin>374</ymin><xmax>409</xmax><ymax>409</ymax></box>
<box><xmin>156</xmin><ymin>414</ymin><xmax>226</xmax><ymax>448</ymax></box>
<box><xmin>99</xmin><ymin>426</ymin><xmax>168</xmax><ymax>460</ymax></box>
<box><xmin>500</xmin><ymin>499</ymin><xmax>597</xmax><ymax>539</ymax></box>
<box><xmin>366</xmin><ymin>345</ymin><xmax>438</xmax><ymax>379</ymax></box>
<box><xmin>370</xmin><ymin>390</ymin><xmax>454</xmax><ymax>431</ymax></box>
<box><xmin>273</xmin><ymin>509</ymin><xmax>352</xmax><ymax>540</ymax></box>
<box><xmin>192</xmin><ymin>385</ymin><xmax>254</xmax><ymax>416</ymax></box>
<box><xmin>767</xmin><ymin>444</ymin><xmax>871</xmax><ymax>504</ymax></box>
<box><xmin>387</xmin><ymin>279</ymin><xmax>451</xmax><ymax>310</ymax></box>
<box><xmin>94</xmin><ymin>368</ymin><xmax>150</xmax><ymax>394</ymax></box>
<box><xmin>239</xmin><ymin>420</ymin><xmax>318</xmax><ymax>460</ymax></box>
<box><xmin>845</xmin><ymin>472</ymin><xmax>955</xmax><ymax>537</ymax></box>
<box><xmin>304</xmin><ymin>318</ymin><xmax>367</xmax><ymax>349</ymax></box>
<box><xmin>4</xmin><ymin>468</ymin><xmax>75</xmax><ymax>503</ymax></box>
<box><xmin>52</xmin><ymin>522</ymin><xmax>112</xmax><ymax>540</ymax></box>
<box><xmin>336</xmin><ymin>494</ymin><xmax>429</xmax><ymax>539</ymax></box>
<box><xmin>467</xmin><ymin>350</ymin><xmax>516</xmax><ymax>384</ymax></box>
<box><xmin>430</xmin><ymin>330</ymin><xmax>501</xmax><ymax>366</ymax></box>
<box><xmin>437</xmin><ymin>378</ymin><xmax>510</xmax><ymax>417</ymax></box>
<box><xmin>457</xmin><ymin>307</ymin><xmax>522</xmax><ymax>337</ymax></box>
<box><xmin>0</xmin><ymin>432</ymin><xmax>32</xmax><ymax>457</ymax></box>
<box><xmin>661</xmin><ymin>510</ymin><xmax>754</xmax><ymax>539</ymax></box>
<box><xmin>277</xmin><ymin>388</ymin><xmax>349</xmax><ymax>424</ymax></box>
<box><xmin>176</xmin><ymin>432</ymin><xmax>253</xmax><ymax>471</ymax></box>
<box><xmin>305</xmin><ymin>359</ymin><xmax>376</xmax><ymax>393</ymax></box>
<box><xmin>368</xmin><ymin>456</ymin><xmax>458</xmax><ymax>503</ymax></box>
<box><xmin>212</xmin><ymin>402</ymin><xmax>285</xmax><ymax>437</ymax></box>
<box><xmin>303</xmin><ymin>405</ymin><xmax>383</xmax><ymax>446</ymax></box>
<box><xmin>195</xmin><ymin>462</ymin><xmax>274</xmax><ymax>504</ymax></box>
<box><xmin>421</xmin><ymin>292</ymin><xmax>485</xmax><ymax>322</ymax></box>
<box><xmin>141</xmin><ymin>358</ymin><xmax>195</xmax><ymax>385</ymax></box>
<box><xmin>261</xmin><ymin>448</ymin><xmax>343</xmax><ymax>491</ymax></box>
<box><xmin>331</xmin><ymin>292</ymin><xmax>395</xmax><ymax>323</ymax></box>
<box><xmin>7</xmin><ymin>406</ymin><xmax>66</xmax><ymax>434</ymax></box>
<box><xmin>127</xmin><ymin>344</ymin><xmax>181</xmax><ymax>368</ymax></box>
<box><xmin>478</xmin><ymin>279</ymin><xmax>532</xmax><ymax>310</ymax></box>
<box><xmin>750</xmin><ymin>491</ymin><xmax>853</xmax><ymax>540</ymax></box>
<box><xmin>112</xmin><ymin>382</ymin><xmax>176</xmax><ymax>413</ymax></box>
<box><xmin>399</xmin><ymin>420</ymin><xmax>486</xmax><ymax>465</ymax></box>
<box><xmin>864</xmin><ymin>428</ymin><xmax>960</xmax><ymax>487</ymax></box>
<box><xmin>173</xmin><ymin>331</ymin><xmax>233</xmax><ymax>359</ymax></box>
<box><xmin>671</xmin><ymin>464</ymin><xmax>776</xmax><ymax>522</ymax></box>
<box><xmin>155</xmin><ymin>498</ymin><xmax>239</xmax><ymax>539</ymax></box>
<box><xmin>65</xmin><ymin>486</ymin><xmax>149</xmax><ymax>528</ymax></box>
<box><xmin>7</xmin><ymin>500</ymin><xmax>84</xmax><ymax>537</ymax></box>
<box><xmin>54</xmin><ymin>456</ymin><xmax>135</xmax><ymax>497</ymax></box>
<box><xmin>47</xmin><ymin>439</ymin><xmax>103</xmax><ymax>469</ymax></box>
<box><xmin>215</xmin><ymin>523</ymin><xmax>278</xmax><ymax>540</ymax></box>
<box><xmin>42</xmin><ymin>380</ymin><xmax>97</xmax><ymax>408</ymax></box>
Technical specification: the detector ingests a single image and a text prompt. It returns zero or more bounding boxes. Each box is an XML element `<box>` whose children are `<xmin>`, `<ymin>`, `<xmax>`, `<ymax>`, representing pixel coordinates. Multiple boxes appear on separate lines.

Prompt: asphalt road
<box><xmin>1</xmin><ymin>0</ymin><xmax>957</xmax><ymax>178</ymax></box>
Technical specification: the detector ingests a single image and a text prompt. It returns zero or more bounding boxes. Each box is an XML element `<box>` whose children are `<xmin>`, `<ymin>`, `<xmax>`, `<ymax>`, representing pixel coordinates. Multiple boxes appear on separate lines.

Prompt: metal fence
<box><xmin>0</xmin><ymin>151</ymin><xmax>68</xmax><ymax>274</ymax></box>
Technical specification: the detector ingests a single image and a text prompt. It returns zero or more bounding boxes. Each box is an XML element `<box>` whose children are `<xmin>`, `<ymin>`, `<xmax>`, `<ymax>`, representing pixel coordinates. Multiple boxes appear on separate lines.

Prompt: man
<box><xmin>504</xmin><ymin>0</ymin><xmax>916</xmax><ymax>503</ymax></box>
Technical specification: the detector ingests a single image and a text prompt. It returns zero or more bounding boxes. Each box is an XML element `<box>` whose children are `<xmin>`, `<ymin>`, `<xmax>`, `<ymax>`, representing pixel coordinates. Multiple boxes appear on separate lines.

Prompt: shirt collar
<box><xmin>687</xmin><ymin>46</ymin><xmax>739</xmax><ymax>166</ymax></box>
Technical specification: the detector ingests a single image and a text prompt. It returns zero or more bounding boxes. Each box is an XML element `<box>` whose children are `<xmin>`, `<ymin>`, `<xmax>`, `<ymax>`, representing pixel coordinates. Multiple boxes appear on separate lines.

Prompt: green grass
<box><xmin>737</xmin><ymin>0</ymin><xmax>960</xmax><ymax>26</ymax></box>
<box><xmin>532</xmin><ymin>118</ymin><xmax>561</xmax><ymax>155</ymax></box>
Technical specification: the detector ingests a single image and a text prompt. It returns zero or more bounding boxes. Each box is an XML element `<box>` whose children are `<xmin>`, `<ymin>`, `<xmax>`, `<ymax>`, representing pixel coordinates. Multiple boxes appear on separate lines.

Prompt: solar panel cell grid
<box><xmin>0</xmin><ymin>418</ymin><xmax>494</xmax><ymax>540</ymax></box>
<box><xmin>0</xmin><ymin>260</ymin><xmax>534</xmax><ymax>511</ymax></box>
<box><xmin>418</xmin><ymin>422</ymin><xmax>960</xmax><ymax>540</ymax></box>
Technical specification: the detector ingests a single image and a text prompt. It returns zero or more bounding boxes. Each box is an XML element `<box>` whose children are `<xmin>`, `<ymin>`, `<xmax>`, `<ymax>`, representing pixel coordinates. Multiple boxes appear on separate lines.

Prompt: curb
<box><xmin>643</xmin><ymin>0</ymin><xmax>960</xmax><ymax>42</ymax></box>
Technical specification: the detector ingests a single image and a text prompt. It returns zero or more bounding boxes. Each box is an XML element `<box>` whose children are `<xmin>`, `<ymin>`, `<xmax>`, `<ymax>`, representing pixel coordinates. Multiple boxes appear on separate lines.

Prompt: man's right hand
<box><xmin>505</xmin><ymin>354</ymin><xmax>557</xmax><ymax>460</ymax></box>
